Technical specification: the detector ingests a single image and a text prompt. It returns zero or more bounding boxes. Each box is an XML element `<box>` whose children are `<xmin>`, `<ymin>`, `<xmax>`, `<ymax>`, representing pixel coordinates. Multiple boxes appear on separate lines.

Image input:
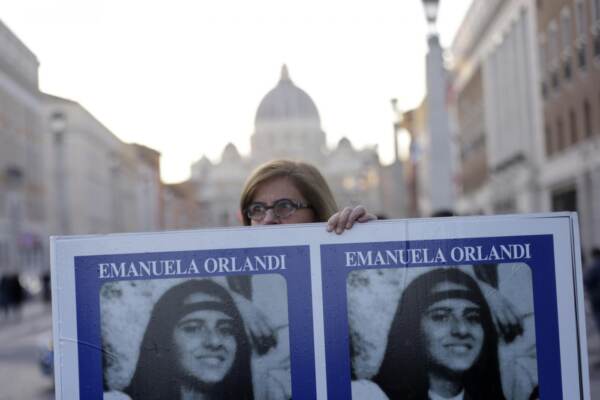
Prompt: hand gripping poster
<box><xmin>51</xmin><ymin>213</ymin><xmax>590</xmax><ymax>399</ymax></box>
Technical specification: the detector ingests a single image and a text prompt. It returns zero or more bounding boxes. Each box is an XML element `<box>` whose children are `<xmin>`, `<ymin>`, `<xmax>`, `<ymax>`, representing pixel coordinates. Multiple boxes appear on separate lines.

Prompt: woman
<box><xmin>233</xmin><ymin>158</ymin><xmax>375</xmax><ymax>341</ymax></box>
<box><xmin>234</xmin><ymin>159</ymin><xmax>377</xmax><ymax>399</ymax></box>
<box><xmin>239</xmin><ymin>159</ymin><xmax>376</xmax><ymax>230</ymax></box>
<box><xmin>124</xmin><ymin>279</ymin><xmax>253</xmax><ymax>400</ymax></box>
<box><xmin>372</xmin><ymin>268</ymin><xmax>506</xmax><ymax>400</ymax></box>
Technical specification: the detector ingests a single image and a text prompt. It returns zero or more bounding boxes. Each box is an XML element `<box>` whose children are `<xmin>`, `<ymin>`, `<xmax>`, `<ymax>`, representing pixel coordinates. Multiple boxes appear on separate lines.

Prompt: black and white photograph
<box><xmin>347</xmin><ymin>264</ymin><xmax>538</xmax><ymax>400</ymax></box>
<box><xmin>99</xmin><ymin>274</ymin><xmax>291</xmax><ymax>400</ymax></box>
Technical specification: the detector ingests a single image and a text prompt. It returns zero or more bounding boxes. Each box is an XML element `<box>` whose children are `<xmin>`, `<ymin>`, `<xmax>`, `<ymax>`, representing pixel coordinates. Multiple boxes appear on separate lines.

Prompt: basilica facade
<box><xmin>190</xmin><ymin>66</ymin><xmax>405</xmax><ymax>227</ymax></box>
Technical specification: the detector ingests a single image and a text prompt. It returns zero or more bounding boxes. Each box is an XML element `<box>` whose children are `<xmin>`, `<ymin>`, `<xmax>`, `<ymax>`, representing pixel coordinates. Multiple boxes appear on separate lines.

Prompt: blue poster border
<box><xmin>321</xmin><ymin>234</ymin><xmax>561</xmax><ymax>399</ymax></box>
<box><xmin>74</xmin><ymin>245</ymin><xmax>316</xmax><ymax>399</ymax></box>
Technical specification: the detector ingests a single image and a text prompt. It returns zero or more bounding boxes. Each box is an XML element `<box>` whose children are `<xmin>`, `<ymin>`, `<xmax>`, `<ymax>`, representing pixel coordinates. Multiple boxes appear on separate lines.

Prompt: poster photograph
<box><xmin>51</xmin><ymin>213</ymin><xmax>590</xmax><ymax>399</ymax></box>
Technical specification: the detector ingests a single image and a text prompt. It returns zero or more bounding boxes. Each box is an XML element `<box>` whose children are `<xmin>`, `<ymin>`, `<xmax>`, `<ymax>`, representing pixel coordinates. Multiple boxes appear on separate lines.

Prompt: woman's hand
<box><xmin>232</xmin><ymin>293</ymin><xmax>277</xmax><ymax>354</ymax></box>
<box><xmin>478</xmin><ymin>281</ymin><xmax>523</xmax><ymax>342</ymax></box>
<box><xmin>326</xmin><ymin>205</ymin><xmax>377</xmax><ymax>234</ymax></box>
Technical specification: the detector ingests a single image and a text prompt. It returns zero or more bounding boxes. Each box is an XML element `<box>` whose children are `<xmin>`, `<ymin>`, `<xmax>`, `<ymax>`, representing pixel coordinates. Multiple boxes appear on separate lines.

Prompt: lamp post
<box><xmin>4</xmin><ymin>165</ymin><xmax>24</xmax><ymax>273</ymax></box>
<box><xmin>422</xmin><ymin>0</ymin><xmax>439</xmax><ymax>34</ymax></box>
<box><xmin>50</xmin><ymin>111</ymin><xmax>70</xmax><ymax>235</ymax></box>
<box><xmin>420</xmin><ymin>0</ymin><xmax>455</xmax><ymax>215</ymax></box>
<box><xmin>391</xmin><ymin>98</ymin><xmax>402</xmax><ymax>164</ymax></box>
<box><xmin>388</xmin><ymin>98</ymin><xmax>408</xmax><ymax>217</ymax></box>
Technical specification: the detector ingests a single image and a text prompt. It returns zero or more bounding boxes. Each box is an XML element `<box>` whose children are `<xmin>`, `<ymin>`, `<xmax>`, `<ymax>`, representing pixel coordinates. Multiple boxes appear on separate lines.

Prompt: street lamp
<box><xmin>4</xmin><ymin>165</ymin><xmax>24</xmax><ymax>273</ymax></box>
<box><xmin>50</xmin><ymin>111</ymin><xmax>67</xmax><ymax>144</ymax></box>
<box><xmin>49</xmin><ymin>111</ymin><xmax>70</xmax><ymax>234</ymax></box>
<box><xmin>390</xmin><ymin>98</ymin><xmax>402</xmax><ymax>163</ymax></box>
<box><xmin>422</xmin><ymin>0</ymin><xmax>440</xmax><ymax>36</ymax></box>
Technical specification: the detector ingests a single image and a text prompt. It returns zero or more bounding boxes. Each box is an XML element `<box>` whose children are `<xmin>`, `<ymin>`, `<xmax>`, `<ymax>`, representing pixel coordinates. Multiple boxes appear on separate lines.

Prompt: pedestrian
<box><xmin>584</xmin><ymin>248</ymin><xmax>600</xmax><ymax>334</ymax></box>
<box><xmin>0</xmin><ymin>275</ymin><xmax>8</xmax><ymax>319</ymax></box>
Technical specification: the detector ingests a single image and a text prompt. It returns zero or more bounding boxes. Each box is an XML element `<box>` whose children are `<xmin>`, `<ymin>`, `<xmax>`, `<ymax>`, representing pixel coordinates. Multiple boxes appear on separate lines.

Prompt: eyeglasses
<box><xmin>245</xmin><ymin>198</ymin><xmax>311</xmax><ymax>221</ymax></box>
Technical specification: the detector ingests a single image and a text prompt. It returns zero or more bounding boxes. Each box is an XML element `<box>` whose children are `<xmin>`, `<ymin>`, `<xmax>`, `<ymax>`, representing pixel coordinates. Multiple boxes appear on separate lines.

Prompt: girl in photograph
<box><xmin>371</xmin><ymin>268</ymin><xmax>506</xmax><ymax>400</ymax></box>
<box><xmin>124</xmin><ymin>279</ymin><xmax>254</xmax><ymax>400</ymax></box>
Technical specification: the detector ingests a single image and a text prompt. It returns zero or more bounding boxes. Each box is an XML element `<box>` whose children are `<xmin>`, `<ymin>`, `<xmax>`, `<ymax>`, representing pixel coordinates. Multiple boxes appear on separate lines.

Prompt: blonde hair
<box><xmin>240</xmin><ymin>160</ymin><xmax>338</xmax><ymax>225</ymax></box>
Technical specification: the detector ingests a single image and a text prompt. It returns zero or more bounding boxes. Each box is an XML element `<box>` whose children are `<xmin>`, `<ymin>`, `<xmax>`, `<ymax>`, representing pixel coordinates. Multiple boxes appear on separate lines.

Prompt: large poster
<box><xmin>51</xmin><ymin>213</ymin><xmax>590</xmax><ymax>399</ymax></box>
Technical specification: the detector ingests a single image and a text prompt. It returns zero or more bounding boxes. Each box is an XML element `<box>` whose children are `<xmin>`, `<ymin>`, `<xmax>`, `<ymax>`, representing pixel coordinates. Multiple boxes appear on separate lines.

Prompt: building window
<box><xmin>594</xmin><ymin>0</ymin><xmax>600</xmax><ymax>57</ymax></box>
<box><xmin>545</xmin><ymin>124</ymin><xmax>554</xmax><ymax>155</ymax></box>
<box><xmin>577</xmin><ymin>1</ymin><xmax>587</xmax><ymax>37</ymax></box>
<box><xmin>557</xmin><ymin>116</ymin><xmax>565</xmax><ymax>151</ymax></box>
<box><xmin>575</xmin><ymin>1</ymin><xmax>587</xmax><ymax>68</ymax></box>
<box><xmin>549</xmin><ymin>22</ymin><xmax>560</xmax><ymax>89</ymax></box>
<box><xmin>561</xmin><ymin>10</ymin><xmax>573</xmax><ymax>80</ymax></box>
<box><xmin>569</xmin><ymin>108</ymin><xmax>578</xmax><ymax>144</ymax></box>
<box><xmin>539</xmin><ymin>39</ymin><xmax>548</xmax><ymax>98</ymax></box>
<box><xmin>551</xmin><ymin>186</ymin><xmax>577</xmax><ymax>212</ymax></box>
<box><xmin>584</xmin><ymin>99</ymin><xmax>593</xmax><ymax>137</ymax></box>
<box><xmin>594</xmin><ymin>0</ymin><xmax>600</xmax><ymax>25</ymax></box>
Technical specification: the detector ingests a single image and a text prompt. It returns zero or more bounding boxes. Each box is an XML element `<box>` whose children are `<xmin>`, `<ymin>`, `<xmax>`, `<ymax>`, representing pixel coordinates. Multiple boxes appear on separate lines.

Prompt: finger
<box><xmin>336</xmin><ymin>207</ymin><xmax>353</xmax><ymax>234</ymax></box>
<box><xmin>326</xmin><ymin>212</ymin><xmax>339</xmax><ymax>232</ymax></box>
<box><xmin>357</xmin><ymin>212</ymin><xmax>377</xmax><ymax>222</ymax></box>
<box><xmin>346</xmin><ymin>206</ymin><xmax>367</xmax><ymax>228</ymax></box>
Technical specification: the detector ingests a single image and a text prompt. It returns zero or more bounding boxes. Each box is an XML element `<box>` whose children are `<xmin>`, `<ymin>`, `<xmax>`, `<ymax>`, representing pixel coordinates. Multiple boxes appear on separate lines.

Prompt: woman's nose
<box><xmin>261</xmin><ymin>209</ymin><xmax>280</xmax><ymax>225</ymax></box>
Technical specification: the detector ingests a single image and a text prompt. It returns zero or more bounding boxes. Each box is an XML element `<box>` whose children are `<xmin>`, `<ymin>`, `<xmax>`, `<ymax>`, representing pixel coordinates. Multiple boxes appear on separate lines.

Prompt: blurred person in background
<box><xmin>0</xmin><ymin>274</ymin><xmax>8</xmax><ymax>318</ymax></box>
<box><xmin>584</xmin><ymin>248</ymin><xmax>600</xmax><ymax>336</ymax></box>
<box><xmin>0</xmin><ymin>273</ymin><xmax>24</xmax><ymax>320</ymax></box>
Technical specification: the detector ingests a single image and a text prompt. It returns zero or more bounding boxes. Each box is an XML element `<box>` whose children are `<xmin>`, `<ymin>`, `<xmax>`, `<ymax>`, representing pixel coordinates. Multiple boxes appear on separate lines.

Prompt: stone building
<box><xmin>42</xmin><ymin>94</ymin><xmax>163</xmax><ymax>236</ymax></box>
<box><xmin>449</xmin><ymin>0</ymin><xmax>545</xmax><ymax>216</ymax></box>
<box><xmin>191</xmin><ymin>66</ymin><xmax>403</xmax><ymax>227</ymax></box>
<box><xmin>443</xmin><ymin>0</ymin><xmax>600</xmax><ymax>254</ymax></box>
<box><xmin>0</xmin><ymin>20</ymin><xmax>46</xmax><ymax>272</ymax></box>
<box><xmin>537</xmin><ymin>0</ymin><xmax>600</xmax><ymax>252</ymax></box>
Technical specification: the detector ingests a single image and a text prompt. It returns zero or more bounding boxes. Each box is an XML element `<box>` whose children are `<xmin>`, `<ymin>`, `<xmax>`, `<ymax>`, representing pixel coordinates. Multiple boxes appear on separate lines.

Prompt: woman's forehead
<box><xmin>252</xmin><ymin>177</ymin><xmax>304</xmax><ymax>203</ymax></box>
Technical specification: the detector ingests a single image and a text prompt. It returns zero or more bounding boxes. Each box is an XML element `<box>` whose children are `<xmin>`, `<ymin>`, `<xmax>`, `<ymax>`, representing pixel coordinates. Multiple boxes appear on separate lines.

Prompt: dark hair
<box><xmin>240</xmin><ymin>159</ymin><xmax>338</xmax><ymax>225</ymax></box>
<box><xmin>372</xmin><ymin>268</ymin><xmax>505</xmax><ymax>400</ymax></box>
<box><xmin>124</xmin><ymin>280</ymin><xmax>253</xmax><ymax>400</ymax></box>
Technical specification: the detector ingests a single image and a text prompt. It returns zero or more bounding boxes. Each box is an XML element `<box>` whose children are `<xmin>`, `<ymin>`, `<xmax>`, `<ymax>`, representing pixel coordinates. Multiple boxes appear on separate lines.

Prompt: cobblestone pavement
<box><xmin>0</xmin><ymin>300</ymin><xmax>53</xmax><ymax>400</ymax></box>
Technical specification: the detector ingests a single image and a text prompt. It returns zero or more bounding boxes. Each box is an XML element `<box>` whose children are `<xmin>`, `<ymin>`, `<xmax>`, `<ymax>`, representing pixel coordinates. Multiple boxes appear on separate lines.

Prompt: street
<box><xmin>2</xmin><ymin>298</ymin><xmax>600</xmax><ymax>399</ymax></box>
<box><xmin>585</xmin><ymin>300</ymin><xmax>600</xmax><ymax>398</ymax></box>
<box><xmin>0</xmin><ymin>300</ymin><xmax>53</xmax><ymax>400</ymax></box>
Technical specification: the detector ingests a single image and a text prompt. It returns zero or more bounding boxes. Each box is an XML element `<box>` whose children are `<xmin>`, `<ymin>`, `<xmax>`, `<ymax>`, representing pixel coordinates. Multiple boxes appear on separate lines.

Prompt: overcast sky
<box><xmin>2</xmin><ymin>0</ymin><xmax>472</xmax><ymax>182</ymax></box>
